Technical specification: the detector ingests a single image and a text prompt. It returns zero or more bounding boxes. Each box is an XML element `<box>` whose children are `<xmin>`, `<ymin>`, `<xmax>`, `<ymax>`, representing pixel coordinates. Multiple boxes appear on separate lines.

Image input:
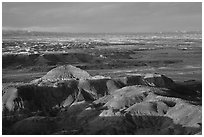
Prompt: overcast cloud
<box><xmin>2</xmin><ymin>2</ymin><xmax>202</xmax><ymax>33</ymax></box>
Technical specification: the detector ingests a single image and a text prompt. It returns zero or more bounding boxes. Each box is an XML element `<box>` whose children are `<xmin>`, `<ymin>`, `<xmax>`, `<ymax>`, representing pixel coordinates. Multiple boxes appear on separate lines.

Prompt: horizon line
<box><xmin>2</xmin><ymin>29</ymin><xmax>202</xmax><ymax>34</ymax></box>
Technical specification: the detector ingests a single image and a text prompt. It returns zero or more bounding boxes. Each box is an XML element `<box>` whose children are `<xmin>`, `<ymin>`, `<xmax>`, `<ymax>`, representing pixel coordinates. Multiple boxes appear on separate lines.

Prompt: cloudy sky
<box><xmin>2</xmin><ymin>2</ymin><xmax>202</xmax><ymax>33</ymax></box>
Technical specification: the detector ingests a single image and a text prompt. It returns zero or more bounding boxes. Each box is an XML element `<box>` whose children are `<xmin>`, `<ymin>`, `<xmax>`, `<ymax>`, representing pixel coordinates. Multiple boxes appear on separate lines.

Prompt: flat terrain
<box><xmin>3</xmin><ymin>45</ymin><xmax>202</xmax><ymax>83</ymax></box>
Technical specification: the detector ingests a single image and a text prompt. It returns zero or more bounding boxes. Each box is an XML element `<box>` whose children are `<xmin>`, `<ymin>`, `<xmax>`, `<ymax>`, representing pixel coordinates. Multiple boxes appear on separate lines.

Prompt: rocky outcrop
<box><xmin>77</xmin><ymin>78</ymin><xmax>124</xmax><ymax>101</ymax></box>
<box><xmin>115</xmin><ymin>73</ymin><xmax>176</xmax><ymax>89</ymax></box>
<box><xmin>74</xmin><ymin>86</ymin><xmax>201</xmax><ymax>135</ymax></box>
<box><xmin>143</xmin><ymin>73</ymin><xmax>176</xmax><ymax>88</ymax></box>
<box><xmin>104</xmin><ymin>86</ymin><xmax>150</xmax><ymax>110</ymax></box>
<box><xmin>2</xmin><ymin>86</ymin><xmax>19</xmax><ymax>112</ymax></box>
<box><xmin>41</xmin><ymin>65</ymin><xmax>91</xmax><ymax>81</ymax></box>
<box><xmin>2</xmin><ymin>65</ymin><xmax>202</xmax><ymax>135</ymax></box>
<box><xmin>115</xmin><ymin>74</ymin><xmax>147</xmax><ymax>86</ymax></box>
<box><xmin>3</xmin><ymin>79</ymin><xmax>79</xmax><ymax>115</ymax></box>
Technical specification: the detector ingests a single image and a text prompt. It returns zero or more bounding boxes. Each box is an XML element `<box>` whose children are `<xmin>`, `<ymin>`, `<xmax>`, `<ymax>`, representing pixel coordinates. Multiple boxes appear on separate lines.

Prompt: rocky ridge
<box><xmin>2</xmin><ymin>65</ymin><xmax>202</xmax><ymax>135</ymax></box>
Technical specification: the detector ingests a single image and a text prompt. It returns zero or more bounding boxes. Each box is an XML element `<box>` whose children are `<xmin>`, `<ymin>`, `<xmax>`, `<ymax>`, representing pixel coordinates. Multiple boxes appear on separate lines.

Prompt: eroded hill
<box><xmin>2</xmin><ymin>65</ymin><xmax>202</xmax><ymax>135</ymax></box>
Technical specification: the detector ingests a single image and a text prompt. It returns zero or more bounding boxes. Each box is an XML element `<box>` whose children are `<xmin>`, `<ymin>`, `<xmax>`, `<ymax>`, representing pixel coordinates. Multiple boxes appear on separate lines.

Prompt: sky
<box><xmin>2</xmin><ymin>2</ymin><xmax>202</xmax><ymax>33</ymax></box>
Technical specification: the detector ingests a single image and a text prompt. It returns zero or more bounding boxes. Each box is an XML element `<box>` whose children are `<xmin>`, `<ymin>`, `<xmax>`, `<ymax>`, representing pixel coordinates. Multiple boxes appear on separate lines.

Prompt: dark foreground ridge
<box><xmin>2</xmin><ymin>65</ymin><xmax>202</xmax><ymax>135</ymax></box>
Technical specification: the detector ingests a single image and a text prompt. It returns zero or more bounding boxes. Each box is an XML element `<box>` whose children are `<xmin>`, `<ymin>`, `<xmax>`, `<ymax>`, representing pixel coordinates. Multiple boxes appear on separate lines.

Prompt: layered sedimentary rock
<box><xmin>41</xmin><ymin>65</ymin><xmax>91</xmax><ymax>81</ymax></box>
<box><xmin>2</xmin><ymin>65</ymin><xmax>202</xmax><ymax>135</ymax></box>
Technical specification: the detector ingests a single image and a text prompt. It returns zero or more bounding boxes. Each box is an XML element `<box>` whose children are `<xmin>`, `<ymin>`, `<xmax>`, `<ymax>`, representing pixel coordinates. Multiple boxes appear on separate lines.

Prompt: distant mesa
<box><xmin>116</xmin><ymin>73</ymin><xmax>176</xmax><ymax>89</ymax></box>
